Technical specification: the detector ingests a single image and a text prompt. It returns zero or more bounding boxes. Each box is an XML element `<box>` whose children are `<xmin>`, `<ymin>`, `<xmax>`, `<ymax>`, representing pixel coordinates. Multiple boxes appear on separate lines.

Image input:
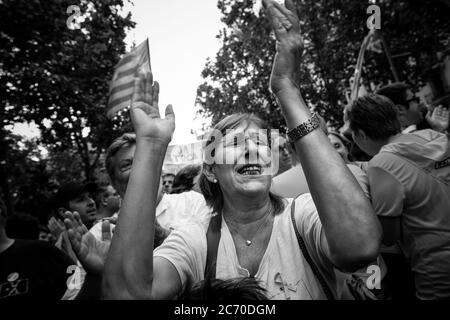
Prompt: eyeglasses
<box><xmin>222</xmin><ymin>131</ymin><xmax>271</xmax><ymax>149</ymax></box>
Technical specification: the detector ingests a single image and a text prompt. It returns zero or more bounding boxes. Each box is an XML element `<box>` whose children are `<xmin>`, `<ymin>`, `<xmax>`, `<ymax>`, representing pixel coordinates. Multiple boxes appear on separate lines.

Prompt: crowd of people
<box><xmin>1</xmin><ymin>0</ymin><xmax>449</xmax><ymax>301</ymax></box>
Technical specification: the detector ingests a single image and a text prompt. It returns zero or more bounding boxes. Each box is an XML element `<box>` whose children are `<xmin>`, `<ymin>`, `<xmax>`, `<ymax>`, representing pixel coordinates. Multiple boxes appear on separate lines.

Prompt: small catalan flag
<box><xmin>106</xmin><ymin>38</ymin><xmax>151</xmax><ymax>119</ymax></box>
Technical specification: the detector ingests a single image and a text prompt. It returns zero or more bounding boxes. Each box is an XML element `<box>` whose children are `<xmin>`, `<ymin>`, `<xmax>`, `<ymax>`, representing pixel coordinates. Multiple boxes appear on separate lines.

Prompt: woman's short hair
<box><xmin>199</xmin><ymin>113</ymin><xmax>285</xmax><ymax>215</ymax></box>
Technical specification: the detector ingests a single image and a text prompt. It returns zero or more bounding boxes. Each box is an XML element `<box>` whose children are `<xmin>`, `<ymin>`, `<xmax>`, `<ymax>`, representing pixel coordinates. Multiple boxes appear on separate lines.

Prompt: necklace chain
<box><xmin>226</xmin><ymin>205</ymin><xmax>273</xmax><ymax>247</ymax></box>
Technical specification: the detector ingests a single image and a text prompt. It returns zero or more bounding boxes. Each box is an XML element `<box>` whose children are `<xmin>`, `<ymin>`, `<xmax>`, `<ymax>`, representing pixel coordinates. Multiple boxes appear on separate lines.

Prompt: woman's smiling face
<box><xmin>211</xmin><ymin>122</ymin><xmax>273</xmax><ymax>199</ymax></box>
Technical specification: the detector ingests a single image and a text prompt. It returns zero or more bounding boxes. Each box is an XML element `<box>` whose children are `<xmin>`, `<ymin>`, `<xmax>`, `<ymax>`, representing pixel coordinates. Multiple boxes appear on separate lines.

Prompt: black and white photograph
<box><xmin>0</xmin><ymin>0</ymin><xmax>449</xmax><ymax>307</ymax></box>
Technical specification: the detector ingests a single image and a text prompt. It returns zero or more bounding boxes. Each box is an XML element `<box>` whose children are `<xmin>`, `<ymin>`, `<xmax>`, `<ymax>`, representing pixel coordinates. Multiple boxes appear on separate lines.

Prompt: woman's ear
<box><xmin>202</xmin><ymin>164</ymin><xmax>217</xmax><ymax>183</ymax></box>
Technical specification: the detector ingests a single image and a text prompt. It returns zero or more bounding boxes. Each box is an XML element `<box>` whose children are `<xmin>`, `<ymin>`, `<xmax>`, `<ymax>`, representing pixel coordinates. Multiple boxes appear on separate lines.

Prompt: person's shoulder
<box><xmin>352</xmin><ymin>161</ymin><xmax>369</xmax><ymax>173</ymax></box>
<box><xmin>34</xmin><ymin>239</ymin><xmax>67</xmax><ymax>254</ymax></box>
<box><xmin>293</xmin><ymin>193</ymin><xmax>314</xmax><ymax>207</ymax></box>
<box><xmin>369</xmin><ymin>148</ymin><xmax>402</xmax><ymax>169</ymax></box>
<box><xmin>176</xmin><ymin>218</ymin><xmax>208</xmax><ymax>234</ymax></box>
<box><xmin>89</xmin><ymin>220</ymin><xmax>102</xmax><ymax>231</ymax></box>
<box><xmin>181</xmin><ymin>210</ymin><xmax>212</xmax><ymax>232</ymax></box>
<box><xmin>12</xmin><ymin>239</ymin><xmax>52</xmax><ymax>250</ymax></box>
<box><xmin>156</xmin><ymin>216</ymin><xmax>209</xmax><ymax>254</ymax></box>
<box><xmin>347</xmin><ymin>163</ymin><xmax>365</xmax><ymax>175</ymax></box>
<box><xmin>5</xmin><ymin>240</ymin><xmax>74</xmax><ymax>277</ymax></box>
<box><xmin>290</xmin><ymin>193</ymin><xmax>318</xmax><ymax>222</ymax></box>
<box><xmin>88</xmin><ymin>220</ymin><xmax>103</xmax><ymax>240</ymax></box>
<box><xmin>176</xmin><ymin>190</ymin><xmax>205</xmax><ymax>201</ymax></box>
<box><xmin>346</xmin><ymin>163</ymin><xmax>371</xmax><ymax>199</ymax></box>
<box><xmin>288</xmin><ymin>194</ymin><xmax>326</xmax><ymax>248</ymax></box>
<box><xmin>167</xmin><ymin>190</ymin><xmax>208</xmax><ymax>209</ymax></box>
<box><xmin>12</xmin><ymin>239</ymin><xmax>66</xmax><ymax>257</ymax></box>
<box><xmin>410</xmin><ymin>129</ymin><xmax>443</xmax><ymax>141</ymax></box>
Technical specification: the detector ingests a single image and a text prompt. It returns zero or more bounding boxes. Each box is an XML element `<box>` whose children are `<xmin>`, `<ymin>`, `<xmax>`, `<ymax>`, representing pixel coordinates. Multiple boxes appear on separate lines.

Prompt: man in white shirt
<box><xmin>62</xmin><ymin>133</ymin><xmax>210</xmax><ymax>299</ymax></box>
<box><xmin>89</xmin><ymin>133</ymin><xmax>210</xmax><ymax>243</ymax></box>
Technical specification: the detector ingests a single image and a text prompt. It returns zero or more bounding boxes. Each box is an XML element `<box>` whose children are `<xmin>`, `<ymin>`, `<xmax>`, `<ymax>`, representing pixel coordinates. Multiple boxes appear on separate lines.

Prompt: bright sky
<box><xmin>12</xmin><ymin>0</ymin><xmax>223</xmax><ymax>145</ymax></box>
<box><xmin>122</xmin><ymin>0</ymin><xmax>223</xmax><ymax>144</ymax></box>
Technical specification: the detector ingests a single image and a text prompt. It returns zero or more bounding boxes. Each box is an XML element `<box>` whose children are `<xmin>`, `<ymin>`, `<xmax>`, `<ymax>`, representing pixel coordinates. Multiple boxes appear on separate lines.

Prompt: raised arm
<box><xmin>263</xmin><ymin>0</ymin><xmax>381</xmax><ymax>272</ymax></box>
<box><xmin>102</xmin><ymin>71</ymin><xmax>180</xmax><ymax>299</ymax></box>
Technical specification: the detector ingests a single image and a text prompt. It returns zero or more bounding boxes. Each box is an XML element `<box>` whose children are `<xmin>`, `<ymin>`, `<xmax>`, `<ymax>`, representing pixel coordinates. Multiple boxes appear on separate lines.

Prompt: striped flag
<box><xmin>106</xmin><ymin>39</ymin><xmax>151</xmax><ymax>119</ymax></box>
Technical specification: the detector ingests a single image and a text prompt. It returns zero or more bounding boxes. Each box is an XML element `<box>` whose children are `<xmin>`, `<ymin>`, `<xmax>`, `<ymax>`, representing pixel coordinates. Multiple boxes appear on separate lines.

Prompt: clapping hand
<box><xmin>263</xmin><ymin>0</ymin><xmax>303</xmax><ymax>94</ymax></box>
<box><xmin>426</xmin><ymin>105</ymin><xmax>449</xmax><ymax>133</ymax></box>
<box><xmin>130</xmin><ymin>70</ymin><xmax>175</xmax><ymax>145</ymax></box>
<box><xmin>63</xmin><ymin>211</ymin><xmax>113</xmax><ymax>275</ymax></box>
<box><xmin>48</xmin><ymin>216</ymin><xmax>65</xmax><ymax>240</ymax></box>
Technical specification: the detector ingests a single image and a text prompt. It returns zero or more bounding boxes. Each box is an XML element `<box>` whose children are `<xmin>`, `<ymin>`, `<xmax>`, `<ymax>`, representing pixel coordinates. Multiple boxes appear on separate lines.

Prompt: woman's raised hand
<box><xmin>130</xmin><ymin>70</ymin><xmax>175</xmax><ymax>145</ymax></box>
<box><xmin>263</xmin><ymin>0</ymin><xmax>303</xmax><ymax>95</ymax></box>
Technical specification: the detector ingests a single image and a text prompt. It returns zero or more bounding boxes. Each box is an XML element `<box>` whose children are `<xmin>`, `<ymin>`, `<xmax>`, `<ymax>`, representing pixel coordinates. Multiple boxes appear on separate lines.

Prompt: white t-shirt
<box><xmin>89</xmin><ymin>191</ymin><xmax>211</xmax><ymax>241</ymax></box>
<box><xmin>271</xmin><ymin>164</ymin><xmax>371</xmax><ymax>200</ymax></box>
<box><xmin>156</xmin><ymin>191</ymin><xmax>211</xmax><ymax>230</ymax></box>
<box><xmin>368</xmin><ymin>131</ymin><xmax>450</xmax><ymax>299</ymax></box>
<box><xmin>154</xmin><ymin>194</ymin><xmax>339</xmax><ymax>300</ymax></box>
<box><xmin>65</xmin><ymin>191</ymin><xmax>211</xmax><ymax>299</ymax></box>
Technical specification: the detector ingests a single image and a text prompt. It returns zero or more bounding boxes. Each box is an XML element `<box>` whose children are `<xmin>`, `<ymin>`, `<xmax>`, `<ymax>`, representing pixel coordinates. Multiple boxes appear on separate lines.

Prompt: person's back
<box><xmin>368</xmin><ymin>129</ymin><xmax>450</xmax><ymax>299</ymax></box>
<box><xmin>0</xmin><ymin>239</ymin><xmax>74</xmax><ymax>300</ymax></box>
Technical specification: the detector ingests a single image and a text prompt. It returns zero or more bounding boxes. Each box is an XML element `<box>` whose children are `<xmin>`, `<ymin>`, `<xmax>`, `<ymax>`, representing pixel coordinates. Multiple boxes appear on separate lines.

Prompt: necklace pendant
<box><xmin>246</xmin><ymin>240</ymin><xmax>252</xmax><ymax>246</ymax></box>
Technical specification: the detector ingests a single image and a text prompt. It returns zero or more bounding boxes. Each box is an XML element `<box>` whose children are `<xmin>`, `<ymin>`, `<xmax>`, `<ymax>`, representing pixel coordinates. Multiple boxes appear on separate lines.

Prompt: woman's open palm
<box><xmin>130</xmin><ymin>70</ymin><xmax>175</xmax><ymax>144</ymax></box>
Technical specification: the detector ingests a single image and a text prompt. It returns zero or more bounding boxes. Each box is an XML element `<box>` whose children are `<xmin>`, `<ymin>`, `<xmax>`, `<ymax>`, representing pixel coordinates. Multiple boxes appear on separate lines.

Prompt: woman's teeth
<box><xmin>239</xmin><ymin>165</ymin><xmax>261</xmax><ymax>175</ymax></box>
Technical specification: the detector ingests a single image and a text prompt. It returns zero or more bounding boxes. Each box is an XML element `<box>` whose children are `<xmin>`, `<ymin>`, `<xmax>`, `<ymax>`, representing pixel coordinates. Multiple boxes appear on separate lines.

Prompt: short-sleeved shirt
<box><xmin>89</xmin><ymin>191</ymin><xmax>211</xmax><ymax>241</ymax></box>
<box><xmin>154</xmin><ymin>194</ymin><xmax>339</xmax><ymax>300</ymax></box>
<box><xmin>156</xmin><ymin>191</ymin><xmax>211</xmax><ymax>230</ymax></box>
<box><xmin>0</xmin><ymin>239</ymin><xmax>73</xmax><ymax>300</ymax></box>
<box><xmin>368</xmin><ymin>130</ymin><xmax>450</xmax><ymax>299</ymax></box>
<box><xmin>271</xmin><ymin>164</ymin><xmax>371</xmax><ymax>200</ymax></box>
